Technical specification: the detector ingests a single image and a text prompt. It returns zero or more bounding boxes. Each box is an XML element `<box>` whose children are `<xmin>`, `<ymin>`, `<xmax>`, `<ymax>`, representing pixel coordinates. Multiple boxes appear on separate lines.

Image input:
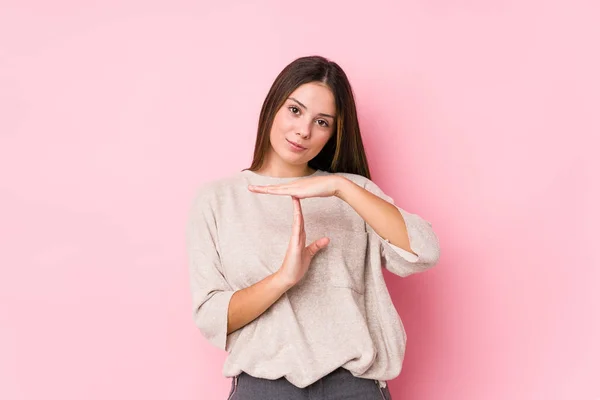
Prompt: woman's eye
<box><xmin>316</xmin><ymin>119</ymin><xmax>329</xmax><ymax>127</ymax></box>
<box><xmin>289</xmin><ymin>106</ymin><xmax>300</xmax><ymax>114</ymax></box>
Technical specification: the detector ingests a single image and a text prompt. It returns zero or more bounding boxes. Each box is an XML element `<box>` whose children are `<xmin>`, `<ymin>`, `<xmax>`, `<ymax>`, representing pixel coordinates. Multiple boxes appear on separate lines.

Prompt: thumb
<box><xmin>305</xmin><ymin>237</ymin><xmax>330</xmax><ymax>258</ymax></box>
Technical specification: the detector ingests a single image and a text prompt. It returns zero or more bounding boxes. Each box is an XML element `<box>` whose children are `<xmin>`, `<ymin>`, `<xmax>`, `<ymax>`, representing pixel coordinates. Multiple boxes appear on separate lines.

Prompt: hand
<box><xmin>275</xmin><ymin>196</ymin><xmax>330</xmax><ymax>288</ymax></box>
<box><xmin>248</xmin><ymin>176</ymin><xmax>343</xmax><ymax>199</ymax></box>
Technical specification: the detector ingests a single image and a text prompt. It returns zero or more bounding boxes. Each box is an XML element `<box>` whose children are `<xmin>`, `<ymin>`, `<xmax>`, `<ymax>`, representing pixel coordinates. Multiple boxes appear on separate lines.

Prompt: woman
<box><xmin>186</xmin><ymin>55</ymin><xmax>441</xmax><ymax>399</ymax></box>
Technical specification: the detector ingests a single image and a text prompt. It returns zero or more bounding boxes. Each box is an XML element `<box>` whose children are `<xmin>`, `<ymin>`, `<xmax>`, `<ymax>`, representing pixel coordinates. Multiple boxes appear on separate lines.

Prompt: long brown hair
<box><xmin>247</xmin><ymin>55</ymin><xmax>371</xmax><ymax>179</ymax></box>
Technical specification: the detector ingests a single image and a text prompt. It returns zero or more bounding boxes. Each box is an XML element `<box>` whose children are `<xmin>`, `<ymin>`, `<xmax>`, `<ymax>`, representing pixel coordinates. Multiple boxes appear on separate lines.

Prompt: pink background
<box><xmin>1</xmin><ymin>1</ymin><xmax>598</xmax><ymax>399</ymax></box>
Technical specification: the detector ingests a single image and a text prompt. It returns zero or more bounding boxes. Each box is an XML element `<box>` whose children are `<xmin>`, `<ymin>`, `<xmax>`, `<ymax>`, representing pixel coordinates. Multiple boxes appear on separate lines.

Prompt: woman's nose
<box><xmin>296</xmin><ymin>119</ymin><xmax>311</xmax><ymax>139</ymax></box>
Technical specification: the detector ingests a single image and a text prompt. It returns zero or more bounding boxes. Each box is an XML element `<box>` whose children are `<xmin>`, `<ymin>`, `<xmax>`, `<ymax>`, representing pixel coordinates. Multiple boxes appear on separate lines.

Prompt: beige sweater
<box><xmin>186</xmin><ymin>169</ymin><xmax>440</xmax><ymax>388</ymax></box>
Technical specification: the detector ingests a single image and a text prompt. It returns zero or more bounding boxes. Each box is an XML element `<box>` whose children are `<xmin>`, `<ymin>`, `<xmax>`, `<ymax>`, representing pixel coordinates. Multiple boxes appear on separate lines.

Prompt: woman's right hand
<box><xmin>224</xmin><ymin>196</ymin><xmax>330</xmax><ymax>334</ymax></box>
<box><xmin>275</xmin><ymin>196</ymin><xmax>330</xmax><ymax>288</ymax></box>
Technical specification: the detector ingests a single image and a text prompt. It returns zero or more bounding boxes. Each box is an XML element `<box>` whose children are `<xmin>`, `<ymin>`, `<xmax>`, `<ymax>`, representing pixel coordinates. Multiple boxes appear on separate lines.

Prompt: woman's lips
<box><xmin>286</xmin><ymin>139</ymin><xmax>307</xmax><ymax>152</ymax></box>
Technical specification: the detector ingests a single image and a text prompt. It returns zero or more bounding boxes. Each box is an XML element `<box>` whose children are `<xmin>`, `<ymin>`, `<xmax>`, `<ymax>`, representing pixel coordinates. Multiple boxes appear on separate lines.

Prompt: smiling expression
<box><xmin>268</xmin><ymin>81</ymin><xmax>337</xmax><ymax>167</ymax></box>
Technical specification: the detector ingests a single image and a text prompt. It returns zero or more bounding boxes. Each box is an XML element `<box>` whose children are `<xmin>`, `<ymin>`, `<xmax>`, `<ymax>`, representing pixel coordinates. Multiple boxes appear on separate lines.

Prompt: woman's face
<box><xmin>268</xmin><ymin>82</ymin><xmax>336</xmax><ymax>168</ymax></box>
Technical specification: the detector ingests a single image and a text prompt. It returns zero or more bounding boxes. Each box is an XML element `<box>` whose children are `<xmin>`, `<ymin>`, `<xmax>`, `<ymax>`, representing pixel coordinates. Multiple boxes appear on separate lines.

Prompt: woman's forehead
<box><xmin>288</xmin><ymin>83</ymin><xmax>336</xmax><ymax>114</ymax></box>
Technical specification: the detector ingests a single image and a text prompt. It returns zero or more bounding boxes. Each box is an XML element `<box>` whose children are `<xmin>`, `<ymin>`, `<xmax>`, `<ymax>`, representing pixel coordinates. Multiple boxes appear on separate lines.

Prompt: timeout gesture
<box><xmin>248</xmin><ymin>176</ymin><xmax>340</xmax><ymax>287</ymax></box>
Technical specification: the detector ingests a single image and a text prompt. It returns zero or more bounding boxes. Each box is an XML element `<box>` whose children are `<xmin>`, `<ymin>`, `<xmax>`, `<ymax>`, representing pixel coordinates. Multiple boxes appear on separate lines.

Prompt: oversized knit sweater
<box><xmin>186</xmin><ymin>168</ymin><xmax>441</xmax><ymax>388</ymax></box>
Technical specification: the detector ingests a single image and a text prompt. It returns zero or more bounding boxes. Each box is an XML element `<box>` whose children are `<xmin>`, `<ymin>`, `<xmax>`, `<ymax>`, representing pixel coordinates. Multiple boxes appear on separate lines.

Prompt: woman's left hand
<box><xmin>248</xmin><ymin>176</ymin><xmax>344</xmax><ymax>199</ymax></box>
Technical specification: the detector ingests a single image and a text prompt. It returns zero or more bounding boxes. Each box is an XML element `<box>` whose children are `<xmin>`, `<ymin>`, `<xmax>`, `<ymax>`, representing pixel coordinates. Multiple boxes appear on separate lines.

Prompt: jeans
<box><xmin>226</xmin><ymin>367</ymin><xmax>392</xmax><ymax>400</ymax></box>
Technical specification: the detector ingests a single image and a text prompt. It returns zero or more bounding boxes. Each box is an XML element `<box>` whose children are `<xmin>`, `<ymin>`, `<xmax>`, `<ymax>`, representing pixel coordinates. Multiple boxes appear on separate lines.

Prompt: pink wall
<box><xmin>1</xmin><ymin>1</ymin><xmax>598</xmax><ymax>399</ymax></box>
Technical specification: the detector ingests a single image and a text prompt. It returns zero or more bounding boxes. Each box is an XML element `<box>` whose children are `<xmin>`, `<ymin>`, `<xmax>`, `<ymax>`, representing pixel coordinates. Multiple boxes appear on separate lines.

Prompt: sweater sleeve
<box><xmin>186</xmin><ymin>188</ymin><xmax>236</xmax><ymax>351</ymax></box>
<box><xmin>363</xmin><ymin>178</ymin><xmax>441</xmax><ymax>277</ymax></box>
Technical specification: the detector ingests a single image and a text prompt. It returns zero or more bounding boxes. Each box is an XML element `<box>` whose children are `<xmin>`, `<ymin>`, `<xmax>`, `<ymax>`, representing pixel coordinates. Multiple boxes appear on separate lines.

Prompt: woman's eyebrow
<box><xmin>288</xmin><ymin>97</ymin><xmax>336</xmax><ymax>119</ymax></box>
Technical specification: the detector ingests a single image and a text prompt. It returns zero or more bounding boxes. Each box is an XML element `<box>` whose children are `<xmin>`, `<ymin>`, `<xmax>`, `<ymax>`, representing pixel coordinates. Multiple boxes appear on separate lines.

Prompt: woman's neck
<box><xmin>254</xmin><ymin>165</ymin><xmax>316</xmax><ymax>178</ymax></box>
<box><xmin>254</xmin><ymin>151</ymin><xmax>316</xmax><ymax>178</ymax></box>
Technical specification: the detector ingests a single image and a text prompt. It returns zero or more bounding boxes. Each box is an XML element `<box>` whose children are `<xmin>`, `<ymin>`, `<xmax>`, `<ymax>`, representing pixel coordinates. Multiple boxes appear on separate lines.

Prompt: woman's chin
<box><xmin>274</xmin><ymin>150</ymin><xmax>308</xmax><ymax>165</ymax></box>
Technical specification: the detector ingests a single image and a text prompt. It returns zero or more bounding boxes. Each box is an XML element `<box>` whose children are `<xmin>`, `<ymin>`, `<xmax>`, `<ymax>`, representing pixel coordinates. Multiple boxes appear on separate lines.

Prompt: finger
<box><xmin>291</xmin><ymin>197</ymin><xmax>305</xmax><ymax>244</ymax></box>
<box><xmin>248</xmin><ymin>184</ymin><xmax>295</xmax><ymax>195</ymax></box>
<box><xmin>306</xmin><ymin>237</ymin><xmax>330</xmax><ymax>257</ymax></box>
<box><xmin>248</xmin><ymin>185</ymin><xmax>267</xmax><ymax>194</ymax></box>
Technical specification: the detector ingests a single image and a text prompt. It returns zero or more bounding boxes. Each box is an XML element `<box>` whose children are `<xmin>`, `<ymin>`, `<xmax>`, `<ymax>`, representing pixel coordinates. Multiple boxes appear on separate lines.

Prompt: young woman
<box><xmin>186</xmin><ymin>55</ymin><xmax>441</xmax><ymax>400</ymax></box>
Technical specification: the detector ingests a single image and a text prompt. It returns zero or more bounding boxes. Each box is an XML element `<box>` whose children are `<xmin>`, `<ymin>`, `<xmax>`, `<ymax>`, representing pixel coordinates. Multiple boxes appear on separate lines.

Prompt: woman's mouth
<box><xmin>286</xmin><ymin>139</ymin><xmax>307</xmax><ymax>152</ymax></box>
